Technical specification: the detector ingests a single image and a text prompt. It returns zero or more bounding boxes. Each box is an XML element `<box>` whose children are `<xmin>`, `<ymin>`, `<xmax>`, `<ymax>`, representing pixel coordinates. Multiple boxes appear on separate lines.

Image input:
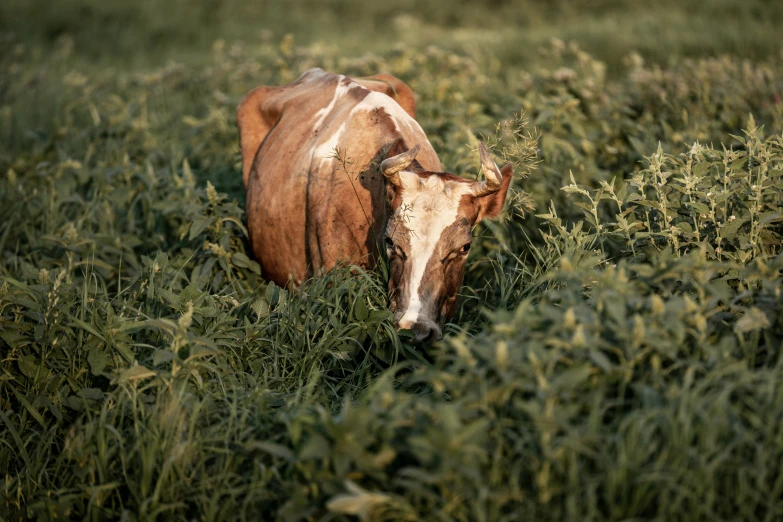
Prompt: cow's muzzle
<box><xmin>396</xmin><ymin>318</ymin><xmax>442</xmax><ymax>344</ymax></box>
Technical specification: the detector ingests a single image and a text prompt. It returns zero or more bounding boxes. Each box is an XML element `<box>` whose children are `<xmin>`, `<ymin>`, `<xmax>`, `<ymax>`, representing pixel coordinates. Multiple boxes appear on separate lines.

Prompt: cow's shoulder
<box><xmin>351</xmin><ymin>74</ymin><xmax>416</xmax><ymax>118</ymax></box>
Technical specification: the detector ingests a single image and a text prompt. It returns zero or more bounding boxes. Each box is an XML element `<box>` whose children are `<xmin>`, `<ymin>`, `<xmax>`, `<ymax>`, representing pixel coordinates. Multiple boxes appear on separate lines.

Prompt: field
<box><xmin>2</xmin><ymin>0</ymin><xmax>783</xmax><ymax>520</ymax></box>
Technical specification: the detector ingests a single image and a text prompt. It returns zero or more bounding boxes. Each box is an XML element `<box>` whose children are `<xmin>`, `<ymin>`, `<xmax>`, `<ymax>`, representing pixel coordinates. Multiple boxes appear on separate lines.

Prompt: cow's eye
<box><xmin>459</xmin><ymin>242</ymin><xmax>472</xmax><ymax>255</ymax></box>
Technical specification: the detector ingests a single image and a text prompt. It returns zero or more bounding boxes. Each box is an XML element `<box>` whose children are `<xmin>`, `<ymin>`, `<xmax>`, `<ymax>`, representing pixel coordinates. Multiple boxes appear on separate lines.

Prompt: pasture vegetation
<box><xmin>2</xmin><ymin>1</ymin><xmax>783</xmax><ymax>520</ymax></box>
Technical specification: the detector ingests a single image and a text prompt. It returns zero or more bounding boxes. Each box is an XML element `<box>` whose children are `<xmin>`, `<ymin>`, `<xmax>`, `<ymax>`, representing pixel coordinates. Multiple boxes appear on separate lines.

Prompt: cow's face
<box><xmin>381</xmin><ymin>143</ymin><xmax>513</xmax><ymax>343</ymax></box>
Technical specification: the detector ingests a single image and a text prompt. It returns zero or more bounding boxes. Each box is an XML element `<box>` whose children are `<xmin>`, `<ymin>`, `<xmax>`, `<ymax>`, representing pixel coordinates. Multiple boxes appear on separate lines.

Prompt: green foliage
<box><xmin>546</xmin><ymin>125</ymin><xmax>783</xmax><ymax>263</ymax></box>
<box><xmin>2</xmin><ymin>9</ymin><xmax>783</xmax><ymax>521</ymax></box>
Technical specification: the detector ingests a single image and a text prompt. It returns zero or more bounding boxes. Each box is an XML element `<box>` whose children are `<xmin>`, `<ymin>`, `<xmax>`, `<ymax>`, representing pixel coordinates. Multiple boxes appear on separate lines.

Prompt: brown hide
<box><xmin>353</xmin><ymin>74</ymin><xmax>417</xmax><ymax>119</ymax></box>
<box><xmin>237</xmin><ymin>68</ymin><xmax>440</xmax><ymax>286</ymax></box>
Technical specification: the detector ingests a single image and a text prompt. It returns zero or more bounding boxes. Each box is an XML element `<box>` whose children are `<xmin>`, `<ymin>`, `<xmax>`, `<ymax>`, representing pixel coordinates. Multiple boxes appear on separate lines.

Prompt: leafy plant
<box><xmin>2</xmin><ymin>13</ymin><xmax>783</xmax><ymax>521</ymax></box>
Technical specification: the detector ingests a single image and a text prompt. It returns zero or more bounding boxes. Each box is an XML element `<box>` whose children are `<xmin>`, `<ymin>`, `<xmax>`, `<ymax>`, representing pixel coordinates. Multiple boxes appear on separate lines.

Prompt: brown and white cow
<box><xmin>237</xmin><ymin>68</ymin><xmax>512</xmax><ymax>342</ymax></box>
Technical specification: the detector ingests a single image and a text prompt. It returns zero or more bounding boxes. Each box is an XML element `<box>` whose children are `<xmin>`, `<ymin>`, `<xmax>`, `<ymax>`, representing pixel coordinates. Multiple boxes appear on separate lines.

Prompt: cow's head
<box><xmin>381</xmin><ymin>142</ymin><xmax>513</xmax><ymax>343</ymax></box>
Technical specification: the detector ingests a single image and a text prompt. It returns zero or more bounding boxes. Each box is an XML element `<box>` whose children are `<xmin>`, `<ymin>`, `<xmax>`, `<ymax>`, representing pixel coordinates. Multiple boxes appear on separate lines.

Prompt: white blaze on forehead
<box><xmin>394</xmin><ymin>173</ymin><xmax>472</xmax><ymax>326</ymax></box>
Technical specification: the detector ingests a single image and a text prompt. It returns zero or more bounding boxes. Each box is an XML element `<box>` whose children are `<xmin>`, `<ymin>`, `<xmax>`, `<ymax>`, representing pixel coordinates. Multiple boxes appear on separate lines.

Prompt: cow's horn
<box><xmin>472</xmin><ymin>142</ymin><xmax>503</xmax><ymax>197</ymax></box>
<box><xmin>381</xmin><ymin>144</ymin><xmax>421</xmax><ymax>183</ymax></box>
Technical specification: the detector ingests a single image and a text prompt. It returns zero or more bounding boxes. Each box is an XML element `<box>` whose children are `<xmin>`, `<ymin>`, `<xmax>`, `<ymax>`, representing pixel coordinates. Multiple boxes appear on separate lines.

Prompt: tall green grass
<box><xmin>2</xmin><ymin>9</ymin><xmax>783</xmax><ymax>521</ymax></box>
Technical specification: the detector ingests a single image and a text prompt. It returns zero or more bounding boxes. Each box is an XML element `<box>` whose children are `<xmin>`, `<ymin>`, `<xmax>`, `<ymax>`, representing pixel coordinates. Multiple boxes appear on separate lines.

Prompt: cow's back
<box><xmin>238</xmin><ymin>69</ymin><xmax>441</xmax><ymax>286</ymax></box>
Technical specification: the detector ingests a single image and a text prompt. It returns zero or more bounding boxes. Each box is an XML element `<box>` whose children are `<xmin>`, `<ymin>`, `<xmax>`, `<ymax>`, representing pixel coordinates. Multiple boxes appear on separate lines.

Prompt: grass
<box><xmin>2</xmin><ymin>1</ymin><xmax>783</xmax><ymax>520</ymax></box>
<box><xmin>2</xmin><ymin>0</ymin><xmax>782</xmax><ymax>70</ymax></box>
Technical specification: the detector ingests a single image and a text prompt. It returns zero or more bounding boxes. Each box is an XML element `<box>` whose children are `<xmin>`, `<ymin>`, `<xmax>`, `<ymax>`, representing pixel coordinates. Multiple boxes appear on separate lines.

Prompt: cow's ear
<box><xmin>476</xmin><ymin>163</ymin><xmax>513</xmax><ymax>221</ymax></box>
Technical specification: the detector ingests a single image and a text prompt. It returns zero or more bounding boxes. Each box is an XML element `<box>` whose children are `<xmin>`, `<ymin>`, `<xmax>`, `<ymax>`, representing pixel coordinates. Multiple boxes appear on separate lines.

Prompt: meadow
<box><xmin>2</xmin><ymin>0</ymin><xmax>783</xmax><ymax>520</ymax></box>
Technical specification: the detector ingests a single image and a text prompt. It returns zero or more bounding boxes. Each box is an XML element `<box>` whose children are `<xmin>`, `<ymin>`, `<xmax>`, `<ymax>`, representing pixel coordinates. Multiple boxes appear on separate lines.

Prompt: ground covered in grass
<box><xmin>2</xmin><ymin>2</ymin><xmax>783</xmax><ymax>520</ymax></box>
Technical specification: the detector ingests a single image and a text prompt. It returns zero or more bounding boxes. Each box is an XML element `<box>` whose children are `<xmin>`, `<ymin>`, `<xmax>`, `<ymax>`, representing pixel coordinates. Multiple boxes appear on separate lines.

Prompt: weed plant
<box><xmin>1</xmin><ymin>24</ymin><xmax>783</xmax><ymax>522</ymax></box>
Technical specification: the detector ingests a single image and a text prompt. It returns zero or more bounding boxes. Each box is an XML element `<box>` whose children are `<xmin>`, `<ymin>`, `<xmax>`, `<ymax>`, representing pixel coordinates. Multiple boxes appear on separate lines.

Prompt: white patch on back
<box><xmin>394</xmin><ymin>174</ymin><xmax>472</xmax><ymax>326</ymax></box>
<box><xmin>349</xmin><ymin>91</ymin><xmax>423</xmax><ymax>137</ymax></box>
<box><xmin>310</xmin><ymin>79</ymin><xmax>429</xmax><ymax>167</ymax></box>
<box><xmin>313</xmin><ymin>122</ymin><xmax>347</xmax><ymax>162</ymax></box>
<box><xmin>312</xmin><ymin>75</ymin><xmax>349</xmax><ymax>131</ymax></box>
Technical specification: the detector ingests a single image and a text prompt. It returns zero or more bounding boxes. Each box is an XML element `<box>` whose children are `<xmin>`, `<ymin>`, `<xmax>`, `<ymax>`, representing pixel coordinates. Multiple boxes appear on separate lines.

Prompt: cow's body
<box><xmin>238</xmin><ymin>68</ymin><xmax>513</xmax><ymax>341</ymax></box>
<box><xmin>238</xmin><ymin>68</ymin><xmax>440</xmax><ymax>285</ymax></box>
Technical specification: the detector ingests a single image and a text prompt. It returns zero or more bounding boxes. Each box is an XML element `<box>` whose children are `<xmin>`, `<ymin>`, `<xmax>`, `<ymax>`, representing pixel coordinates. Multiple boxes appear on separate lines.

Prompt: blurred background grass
<box><xmin>3</xmin><ymin>0</ymin><xmax>782</xmax><ymax>72</ymax></box>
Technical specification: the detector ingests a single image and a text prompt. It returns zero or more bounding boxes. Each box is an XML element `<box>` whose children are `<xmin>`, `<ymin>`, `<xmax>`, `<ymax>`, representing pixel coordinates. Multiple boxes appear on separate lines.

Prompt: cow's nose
<box><xmin>397</xmin><ymin>319</ymin><xmax>441</xmax><ymax>344</ymax></box>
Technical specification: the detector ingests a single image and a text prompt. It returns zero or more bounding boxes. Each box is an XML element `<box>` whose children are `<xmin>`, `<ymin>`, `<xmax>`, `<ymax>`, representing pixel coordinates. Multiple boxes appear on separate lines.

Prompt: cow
<box><xmin>237</xmin><ymin>68</ymin><xmax>512</xmax><ymax>342</ymax></box>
